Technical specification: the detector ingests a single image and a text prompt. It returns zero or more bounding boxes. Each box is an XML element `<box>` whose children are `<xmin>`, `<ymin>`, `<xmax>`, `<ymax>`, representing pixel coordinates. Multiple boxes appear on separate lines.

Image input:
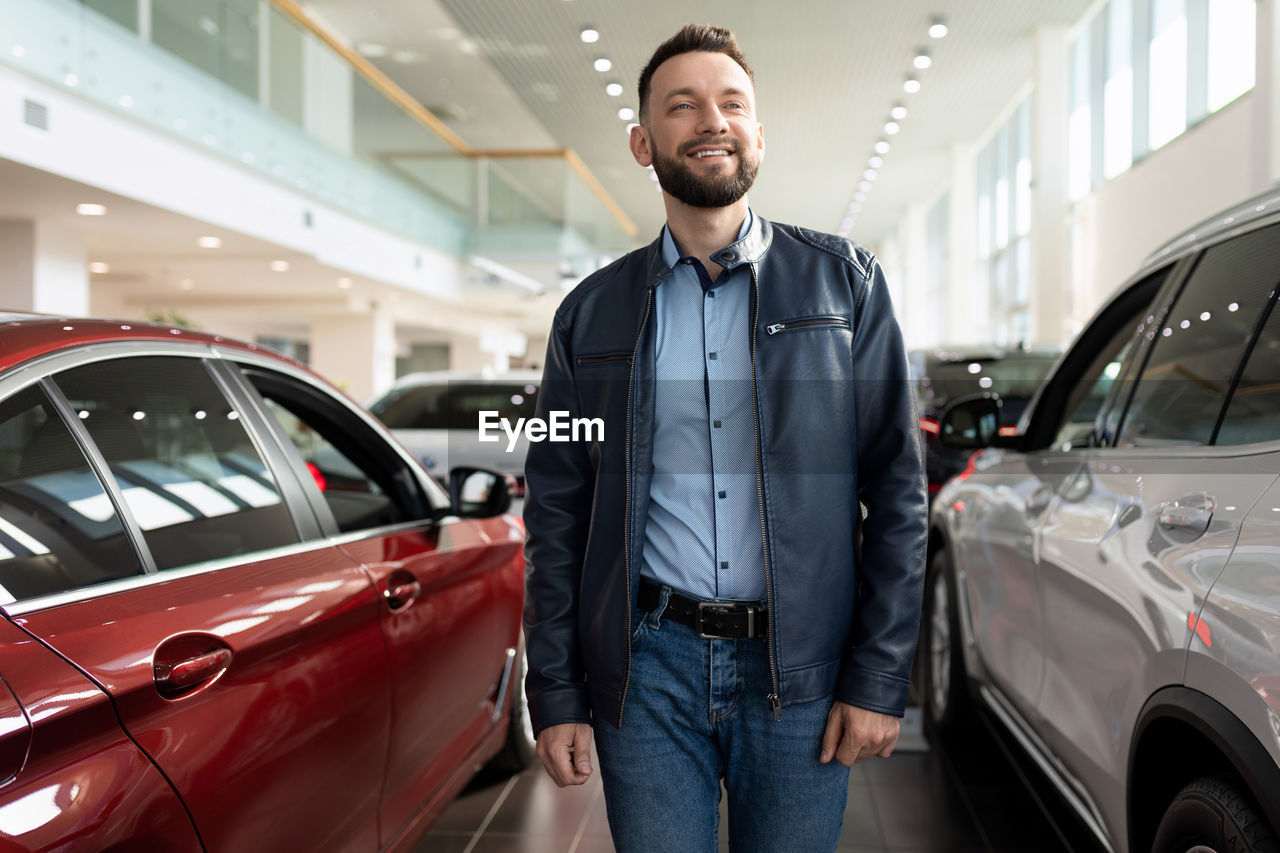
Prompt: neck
<box><xmin>663</xmin><ymin>196</ymin><xmax>749</xmax><ymax>267</ymax></box>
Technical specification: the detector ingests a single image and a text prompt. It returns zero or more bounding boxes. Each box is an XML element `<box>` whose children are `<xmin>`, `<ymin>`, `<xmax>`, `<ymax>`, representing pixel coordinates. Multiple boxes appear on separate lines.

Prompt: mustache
<box><xmin>678</xmin><ymin>137</ymin><xmax>740</xmax><ymax>156</ymax></box>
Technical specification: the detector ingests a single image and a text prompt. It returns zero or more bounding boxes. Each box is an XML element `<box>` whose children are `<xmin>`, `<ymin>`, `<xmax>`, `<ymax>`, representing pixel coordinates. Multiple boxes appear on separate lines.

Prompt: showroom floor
<box><xmin>417</xmin><ymin>709</ymin><xmax>1105</xmax><ymax>853</ymax></box>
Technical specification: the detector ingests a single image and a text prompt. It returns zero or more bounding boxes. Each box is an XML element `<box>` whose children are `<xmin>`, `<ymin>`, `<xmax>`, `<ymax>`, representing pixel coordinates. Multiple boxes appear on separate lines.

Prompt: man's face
<box><xmin>631</xmin><ymin>51</ymin><xmax>765</xmax><ymax>209</ymax></box>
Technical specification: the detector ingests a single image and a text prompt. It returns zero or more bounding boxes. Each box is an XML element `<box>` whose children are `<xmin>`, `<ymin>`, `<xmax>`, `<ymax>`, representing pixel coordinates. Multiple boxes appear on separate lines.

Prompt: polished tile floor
<box><xmin>418</xmin><ymin>708</ymin><xmax>1104</xmax><ymax>853</ymax></box>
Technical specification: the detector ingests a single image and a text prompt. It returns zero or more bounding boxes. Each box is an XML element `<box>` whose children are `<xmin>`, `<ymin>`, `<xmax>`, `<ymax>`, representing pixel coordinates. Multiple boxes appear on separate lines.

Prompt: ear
<box><xmin>630</xmin><ymin>124</ymin><xmax>654</xmax><ymax>168</ymax></box>
<box><xmin>755</xmin><ymin>122</ymin><xmax>766</xmax><ymax>161</ymax></box>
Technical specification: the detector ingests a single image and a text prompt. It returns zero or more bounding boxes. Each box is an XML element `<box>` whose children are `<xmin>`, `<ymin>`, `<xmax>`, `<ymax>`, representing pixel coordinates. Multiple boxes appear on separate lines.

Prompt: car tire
<box><xmin>922</xmin><ymin>549</ymin><xmax>971</xmax><ymax>735</ymax></box>
<box><xmin>486</xmin><ymin>646</ymin><xmax>536</xmax><ymax>776</ymax></box>
<box><xmin>1152</xmin><ymin>775</ymin><xmax>1279</xmax><ymax>853</ymax></box>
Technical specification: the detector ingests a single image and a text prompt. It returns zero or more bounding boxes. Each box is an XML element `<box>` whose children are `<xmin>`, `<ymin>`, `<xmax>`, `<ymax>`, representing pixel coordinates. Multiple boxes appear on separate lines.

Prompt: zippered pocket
<box><xmin>764</xmin><ymin>315</ymin><xmax>851</xmax><ymax>335</ymax></box>
<box><xmin>577</xmin><ymin>352</ymin><xmax>633</xmax><ymax>366</ymax></box>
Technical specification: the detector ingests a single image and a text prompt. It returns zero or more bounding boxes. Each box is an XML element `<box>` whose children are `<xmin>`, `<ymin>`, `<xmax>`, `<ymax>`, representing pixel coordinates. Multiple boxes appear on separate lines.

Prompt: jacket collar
<box><xmin>643</xmin><ymin>210</ymin><xmax>773</xmax><ymax>286</ymax></box>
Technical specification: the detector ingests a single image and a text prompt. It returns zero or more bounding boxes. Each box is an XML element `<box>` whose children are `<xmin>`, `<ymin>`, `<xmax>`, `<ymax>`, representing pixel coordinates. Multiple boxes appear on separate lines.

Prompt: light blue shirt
<box><xmin>640</xmin><ymin>211</ymin><xmax>766</xmax><ymax>602</ymax></box>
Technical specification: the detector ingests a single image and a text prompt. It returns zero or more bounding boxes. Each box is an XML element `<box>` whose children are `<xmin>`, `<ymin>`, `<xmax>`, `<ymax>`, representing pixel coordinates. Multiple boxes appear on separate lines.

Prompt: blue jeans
<box><xmin>593</xmin><ymin>590</ymin><xmax>852</xmax><ymax>852</ymax></box>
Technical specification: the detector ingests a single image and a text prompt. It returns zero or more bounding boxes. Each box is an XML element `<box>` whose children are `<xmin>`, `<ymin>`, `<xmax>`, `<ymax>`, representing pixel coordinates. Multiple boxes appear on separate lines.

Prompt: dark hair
<box><xmin>637</xmin><ymin>24</ymin><xmax>754</xmax><ymax>122</ymax></box>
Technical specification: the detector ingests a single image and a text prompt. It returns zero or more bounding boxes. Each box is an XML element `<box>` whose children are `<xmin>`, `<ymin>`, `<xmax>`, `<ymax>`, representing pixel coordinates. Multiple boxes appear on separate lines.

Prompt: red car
<box><xmin>0</xmin><ymin>313</ymin><xmax>532</xmax><ymax>851</ymax></box>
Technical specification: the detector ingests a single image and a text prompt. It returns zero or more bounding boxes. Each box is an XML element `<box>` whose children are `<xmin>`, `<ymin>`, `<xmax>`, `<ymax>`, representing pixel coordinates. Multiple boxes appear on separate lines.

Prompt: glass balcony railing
<box><xmin>0</xmin><ymin>0</ymin><xmax>637</xmax><ymax>270</ymax></box>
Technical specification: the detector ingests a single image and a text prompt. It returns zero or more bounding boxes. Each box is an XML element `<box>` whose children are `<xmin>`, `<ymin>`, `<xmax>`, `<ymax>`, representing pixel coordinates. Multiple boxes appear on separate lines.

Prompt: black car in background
<box><xmin>909</xmin><ymin>347</ymin><xmax>1060</xmax><ymax>497</ymax></box>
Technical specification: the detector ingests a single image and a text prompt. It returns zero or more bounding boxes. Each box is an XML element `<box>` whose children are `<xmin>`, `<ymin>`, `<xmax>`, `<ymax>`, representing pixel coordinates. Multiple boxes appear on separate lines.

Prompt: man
<box><xmin>522</xmin><ymin>23</ymin><xmax>926</xmax><ymax>852</ymax></box>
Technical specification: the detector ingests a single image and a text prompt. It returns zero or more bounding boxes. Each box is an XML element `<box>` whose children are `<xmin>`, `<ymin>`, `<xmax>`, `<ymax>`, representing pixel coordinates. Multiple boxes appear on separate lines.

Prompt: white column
<box><xmin>1030</xmin><ymin>26</ymin><xmax>1072</xmax><ymax>348</ymax></box>
<box><xmin>310</xmin><ymin>304</ymin><xmax>396</xmax><ymax>403</ymax></box>
<box><xmin>1255</xmin><ymin>0</ymin><xmax>1280</xmax><ymax>187</ymax></box>
<box><xmin>898</xmin><ymin>202</ymin><xmax>930</xmax><ymax>349</ymax></box>
<box><xmin>947</xmin><ymin>142</ymin><xmax>978</xmax><ymax>345</ymax></box>
<box><xmin>0</xmin><ymin>220</ymin><xmax>89</xmax><ymax>315</ymax></box>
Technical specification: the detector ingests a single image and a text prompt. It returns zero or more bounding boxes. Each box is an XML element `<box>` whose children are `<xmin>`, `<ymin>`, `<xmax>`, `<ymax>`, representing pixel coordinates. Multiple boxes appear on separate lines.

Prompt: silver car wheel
<box><xmin>929</xmin><ymin>570</ymin><xmax>951</xmax><ymax>715</ymax></box>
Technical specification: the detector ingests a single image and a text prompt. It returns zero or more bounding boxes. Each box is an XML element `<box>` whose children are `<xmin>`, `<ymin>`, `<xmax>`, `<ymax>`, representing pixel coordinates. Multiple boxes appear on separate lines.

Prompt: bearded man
<box><xmin>522</xmin><ymin>23</ymin><xmax>927</xmax><ymax>852</ymax></box>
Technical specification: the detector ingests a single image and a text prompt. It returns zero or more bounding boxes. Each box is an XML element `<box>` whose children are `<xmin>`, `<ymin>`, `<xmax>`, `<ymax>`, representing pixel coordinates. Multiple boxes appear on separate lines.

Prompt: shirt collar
<box><xmin>660</xmin><ymin>209</ymin><xmax>753</xmax><ymax>271</ymax></box>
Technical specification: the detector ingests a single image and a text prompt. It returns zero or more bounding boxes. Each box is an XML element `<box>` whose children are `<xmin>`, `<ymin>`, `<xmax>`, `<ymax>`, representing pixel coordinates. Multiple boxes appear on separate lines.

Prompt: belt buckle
<box><xmin>697</xmin><ymin>602</ymin><xmax>748</xmax><ymax>639</ymax></box>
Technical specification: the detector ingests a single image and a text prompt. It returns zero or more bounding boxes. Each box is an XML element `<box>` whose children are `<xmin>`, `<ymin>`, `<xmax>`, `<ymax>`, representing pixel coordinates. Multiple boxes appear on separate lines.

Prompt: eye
<box><xmin>724</xmin><ymin>102</ymin><xmax>746</xmax><ymax>111</ymax></box>
<box><xmin>672</xmin><ymin>103</ymin><xmax>694</xmax><ymax>111</ymax></box>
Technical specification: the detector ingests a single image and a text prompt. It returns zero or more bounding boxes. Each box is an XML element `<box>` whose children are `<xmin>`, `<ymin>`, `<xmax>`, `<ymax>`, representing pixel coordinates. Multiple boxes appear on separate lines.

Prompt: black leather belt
<box><xmin>638</xmin><ymin>579</ymin><xmax>768</xmax><ymax>639</ymax></box>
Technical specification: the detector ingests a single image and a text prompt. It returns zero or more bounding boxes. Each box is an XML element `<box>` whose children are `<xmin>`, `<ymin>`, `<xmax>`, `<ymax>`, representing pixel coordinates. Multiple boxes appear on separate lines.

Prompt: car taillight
<box><xmin>919</xmin><ymin>418</ymin><xmax>940</xmax><ymax>438</ymax></box>
<box><xmin>306</xmin><ymin>462</ymin><xmax>327</xmax><ymax>492</ymax></box>
<box><xmin>998</xmin><ymin>426</ymin><xmax>1018</xmax><ymax>437</ymax></box>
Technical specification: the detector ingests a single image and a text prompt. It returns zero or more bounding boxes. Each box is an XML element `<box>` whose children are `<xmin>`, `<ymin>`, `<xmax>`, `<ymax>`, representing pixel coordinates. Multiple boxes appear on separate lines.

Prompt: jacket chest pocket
<box><xmin>764</xmin><ymin>315</ymin><xmax>851</xmax><ymax>336</ymax></box>
<box><xmin>576</xmin><ymin>352</ymin><xmax>633</xmax><ymax>367</ymax></box>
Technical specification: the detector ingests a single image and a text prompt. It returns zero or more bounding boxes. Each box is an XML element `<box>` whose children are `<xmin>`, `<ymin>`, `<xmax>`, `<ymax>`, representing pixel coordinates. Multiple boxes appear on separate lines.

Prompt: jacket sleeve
<box><xmin>522</xmin><ymin>314</ymin><xmax>596</xmax><ymax>734</ymax></box>
<box><xmin>835</xmin><ymin>255</ymin><xmax>928</xmax><ymax>717</ymax></box>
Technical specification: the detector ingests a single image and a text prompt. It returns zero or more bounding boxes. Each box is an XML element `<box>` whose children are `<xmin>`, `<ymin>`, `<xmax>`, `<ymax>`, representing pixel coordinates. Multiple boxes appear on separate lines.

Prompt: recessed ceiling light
<box><xmin>625</xmin><ymin>122</ymin><xmax>640</xmax><ymax>133</ymax></box>
<box><xmin>89</xmin><ymin>262</ymin><xmax>110</xmax><ymax>274</ymax></box>
<box><xmin>618</xmin><ymin>107</ymin><xmax>635</xmax><ymax>121</ymax></box>
<box><xmin>929</xmin><ymin>17</ymin><xmax>948</xmax><ymax>39</ymax></box>
<box><xmin>337</xmin><ymin>277</ymin><xmax>353</xmax><ymax>289</ymax></box>
<box><xmin>863</xmin><ymin>169</ymin><xmax>878</xmax><ymax>181</ymax></box>
<box><xmin>904</xmin><ymin>76</ymin><xmax>921</xmax><ymax>94</ymax></box>
<box><xmin>357</xmin><ymin>42</ymin><xmax>390</xmax><ymax>58</ymax></box>
<box><xmin>874</xmin><ymin>140</ymin><xmax>891</xmax><ymax>154</ymax></box>
<box><xmin>884</xmin><ymin>121</ymin><xmax>901</xmax><ymax>135</ymax></box>
<box><xmin>594</xmin><ymin>57</ymin><xmax>612</xmax><ymax>72</ymax></box>
<box><xmin>850</xmin><ymin>203</ymin><xmax>862</xmax><ymax>213</ymax></box>
<box><xmin>76</xmin><ymin>203</ymin><xmax>107</xmax><ymax>216</ymax></box>
<box><xmin>890</xmin><ymin>104</ymin><xmax>907</xmax><ymax>120</ymax></box>
<box><xmin>606</xmin><ymin>82</ymin><xmax>624</xmax><ymax>97</ymax></box>
<box><xmin>914</xmin><ymin>49</ymin><xmax>932</xmax><ymax>69</ymax></box>
<box><xmin>580</xmin><ymin>27</ymin><xmax>599</xmax><ymax>44</ymax></box>
<box><xmin>858</xmin><ymin>180</ymin><xmax>872</xmax><ymax>192</ymax></box>
<box><xmin>869</xmin><ymin>155</ymin><xmax>884</xmax><ymax>169</ymax></box>
<box><xmin>270</xmin><ymin>260</ymin><xmax>290</xmax><ymax>272</ymax></box>
<box><xmin>854</xmin><ymin>191</ymin><xmax>867</xmax><ymax>202</ymax></box>
<box><xmin>197</xmin><ymin>236</ymin><xmax>221</xmax><ymax>248</ymax></box>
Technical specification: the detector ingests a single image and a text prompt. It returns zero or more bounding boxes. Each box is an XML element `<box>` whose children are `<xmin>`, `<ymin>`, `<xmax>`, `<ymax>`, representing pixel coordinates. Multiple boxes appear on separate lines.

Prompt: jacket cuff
<box><xmin>834</xmin><ymin>664</ymin><xmax>911</xmax><ymax>718</ymax></box>
<box><xmin>527</xmin><ymin>684</ymin><xmax>593</xmax><ymax>736</ymax></box>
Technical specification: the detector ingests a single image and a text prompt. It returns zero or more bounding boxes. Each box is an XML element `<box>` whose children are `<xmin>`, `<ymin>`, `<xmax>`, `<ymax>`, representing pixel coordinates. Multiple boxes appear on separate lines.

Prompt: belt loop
<box><xmin>649</xmin><ymin>586</ymin><xmax>671</xmax><ymax>629</ymax></box>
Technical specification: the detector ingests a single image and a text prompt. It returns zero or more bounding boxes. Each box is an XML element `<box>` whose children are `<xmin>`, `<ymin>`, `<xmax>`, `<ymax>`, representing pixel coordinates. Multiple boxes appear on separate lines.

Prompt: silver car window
<box><xmin>1117</xmin><ymin>223</ymin><xmax>1280</xmax><ymax>447</ymax></box>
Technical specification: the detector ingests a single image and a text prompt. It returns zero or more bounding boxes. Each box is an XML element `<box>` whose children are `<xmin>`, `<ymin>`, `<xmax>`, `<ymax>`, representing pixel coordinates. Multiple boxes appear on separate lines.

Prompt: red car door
<box><xmin>0</xmin><ymin>617</ymin><xmax>202</xmax><ymax>852</ymax></box>
<box><xmin>6</xmin><ymin>355</ymin><xmax>393</xmax><ymax>852</ymax></box>
<box><xmin>239</xmin><ymin>364</ymin><xmax>525</xmax><ymax>847</ymax></box>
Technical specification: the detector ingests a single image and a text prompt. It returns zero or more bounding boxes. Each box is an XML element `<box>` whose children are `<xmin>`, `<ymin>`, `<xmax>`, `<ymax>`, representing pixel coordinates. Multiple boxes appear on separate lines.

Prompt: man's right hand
<box><xmin>536</xmin><ymin>722</ymin><xmax>594</xmax><ymax>786</ymax></box>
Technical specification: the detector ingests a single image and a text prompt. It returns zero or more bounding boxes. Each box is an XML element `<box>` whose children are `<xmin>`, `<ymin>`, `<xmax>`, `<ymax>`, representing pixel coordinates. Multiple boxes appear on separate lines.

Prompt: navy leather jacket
<box><xmin>523</xmin><ymin>214</ymin><xmax>927</xmax><ymax>734</ymax></box>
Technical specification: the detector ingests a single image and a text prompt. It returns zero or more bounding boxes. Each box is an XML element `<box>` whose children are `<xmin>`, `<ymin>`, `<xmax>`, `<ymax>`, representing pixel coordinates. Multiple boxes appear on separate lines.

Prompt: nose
<box><xmin>696</xmin><ymin>103</ymin><xmax>731</xmax><ymax>135</ymax></box>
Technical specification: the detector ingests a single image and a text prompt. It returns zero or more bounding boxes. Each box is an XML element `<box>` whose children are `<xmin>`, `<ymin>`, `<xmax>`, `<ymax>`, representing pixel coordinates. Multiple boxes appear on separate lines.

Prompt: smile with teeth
<box><xmin>692</xmin><ymin>149</ymin><xmax>732</xmax><ymax>158</ymax></box>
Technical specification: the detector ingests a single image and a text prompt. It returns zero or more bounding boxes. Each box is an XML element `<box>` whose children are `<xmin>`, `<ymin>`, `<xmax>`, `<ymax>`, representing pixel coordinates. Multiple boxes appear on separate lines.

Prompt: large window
<box><xmin>975</xmin><ymin>97</ymin><xmax>1032</xmax><ymax>344</ymax></box>
<box><xmin>1069</xmin><ymin>0</ymin><xmax>1255</xmax><ymax>199</ymax></box>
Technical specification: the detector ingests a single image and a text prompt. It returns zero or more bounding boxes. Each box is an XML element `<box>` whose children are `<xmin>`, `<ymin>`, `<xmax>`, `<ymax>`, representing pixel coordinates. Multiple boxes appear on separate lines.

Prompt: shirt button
<box><xmin>708</xmin><ymin>352</ymin><xmax>717</xmax><ymax>360</ymax></box>
<box><xmin>713</xmin><ymin>420</ymin><xmax>722</xmax><ymax>428</ymax></box>
<box><xmin>706</xmin><ymin>291</ymin><xmax>715</xmax><ymax>298</ymax></box>
<box><xmin>720</xmin><ymin>561</ymin><xmax>729</xmax><ymax>569</ymax></box>
<box><xmin>718</xmin><ymin>491</ymin><xmax>727</xmax><ymax>499</ymax></box>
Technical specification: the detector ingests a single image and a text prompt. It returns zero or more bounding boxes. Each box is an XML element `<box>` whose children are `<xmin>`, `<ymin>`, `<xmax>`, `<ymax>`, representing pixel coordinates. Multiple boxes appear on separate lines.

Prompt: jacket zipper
<box><xmin>618</xmin><ymin>285</ymin><xmax>654</xmax><ymax>727</ymax></box>
<box><xmin>750</xmin><ymin>267</ymin><xmax>783</xmax><ymax>720</ymax></box>
<box><xmin>576</xmin><ymin>353</ymin><xmax>633</xmax><ymax>365</ymax></box>
<box><xmin>765</xmin><ymin>317</ymin><xmax>851</xmax><ymax>335</ymax></box>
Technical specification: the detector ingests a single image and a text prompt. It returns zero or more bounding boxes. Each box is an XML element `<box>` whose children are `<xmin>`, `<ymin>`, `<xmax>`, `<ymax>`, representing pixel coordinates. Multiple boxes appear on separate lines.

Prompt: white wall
<box><xmin>1075</xmin><ymin>92</ymin><xmax>1260</xmax><ymax>317</ymax></box>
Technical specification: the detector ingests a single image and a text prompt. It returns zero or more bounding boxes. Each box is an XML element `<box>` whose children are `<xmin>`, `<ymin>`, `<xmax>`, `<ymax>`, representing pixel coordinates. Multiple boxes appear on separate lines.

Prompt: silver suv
<box><xmin>368</xmin><ymin>370</ymin><xmax>541</xmax><ymax>498</ymax></box>
<box><xmin>925</xmin><ymin>187</ymin><xmax>1280</xmax><ymax>853</ymax></box>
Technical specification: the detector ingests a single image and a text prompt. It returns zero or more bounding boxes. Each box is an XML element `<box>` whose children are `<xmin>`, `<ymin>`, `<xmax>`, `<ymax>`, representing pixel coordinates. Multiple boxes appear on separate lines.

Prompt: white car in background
<box><xmin>369</xmin><ymin>370</ymin><xmax>541</xmax><ymax>501</ymax></box>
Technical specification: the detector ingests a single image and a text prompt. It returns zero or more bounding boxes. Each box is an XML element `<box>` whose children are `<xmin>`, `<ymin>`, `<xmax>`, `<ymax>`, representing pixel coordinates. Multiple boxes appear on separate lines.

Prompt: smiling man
<box><xmin>522</xmin><ymin>24</ymin><xmax>928</xmax><ymax>852</ymax></box>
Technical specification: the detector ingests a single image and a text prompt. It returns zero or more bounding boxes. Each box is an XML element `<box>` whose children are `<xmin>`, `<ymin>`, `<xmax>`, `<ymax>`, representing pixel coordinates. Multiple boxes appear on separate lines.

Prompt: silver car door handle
<box><xmin>1156</xmin><ymin>494</ymin><xmax>1215</xmax><ymax>535</ymax></box>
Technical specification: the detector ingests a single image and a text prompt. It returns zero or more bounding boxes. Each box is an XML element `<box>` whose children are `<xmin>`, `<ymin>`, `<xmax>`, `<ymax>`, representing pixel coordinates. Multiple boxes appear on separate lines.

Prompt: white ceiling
<box><xmin>307</xmin><ymin>0</ymin><xmax>1097</xmax><ymax>247</ymax></box>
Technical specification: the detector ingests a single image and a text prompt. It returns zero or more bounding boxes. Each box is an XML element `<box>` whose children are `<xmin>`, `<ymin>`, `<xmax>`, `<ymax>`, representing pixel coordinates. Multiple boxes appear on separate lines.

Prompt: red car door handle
<box><xmin>157</xmin><ymin>648</ymin><xmax>233</xmax><ymax>690</ymax></box>
<box><xmin>385</xmin><ymin>580</ymin><xmax>421</xmax><ymax>611</ymax></box>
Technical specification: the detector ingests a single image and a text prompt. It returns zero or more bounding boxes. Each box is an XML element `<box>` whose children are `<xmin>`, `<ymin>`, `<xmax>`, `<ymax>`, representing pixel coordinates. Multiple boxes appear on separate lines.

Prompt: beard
<box><xmin>651</xmin><ymin>137</ymin><xmax>759</xmax><ymax>208</ymax></box>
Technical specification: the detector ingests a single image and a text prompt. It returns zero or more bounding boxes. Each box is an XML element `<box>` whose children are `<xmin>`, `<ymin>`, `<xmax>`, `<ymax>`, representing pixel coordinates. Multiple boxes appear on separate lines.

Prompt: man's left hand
<box><xmin>819</xmin><ymin>701</ymin><xmax>899</xmax><ymax>766</ymax></box>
